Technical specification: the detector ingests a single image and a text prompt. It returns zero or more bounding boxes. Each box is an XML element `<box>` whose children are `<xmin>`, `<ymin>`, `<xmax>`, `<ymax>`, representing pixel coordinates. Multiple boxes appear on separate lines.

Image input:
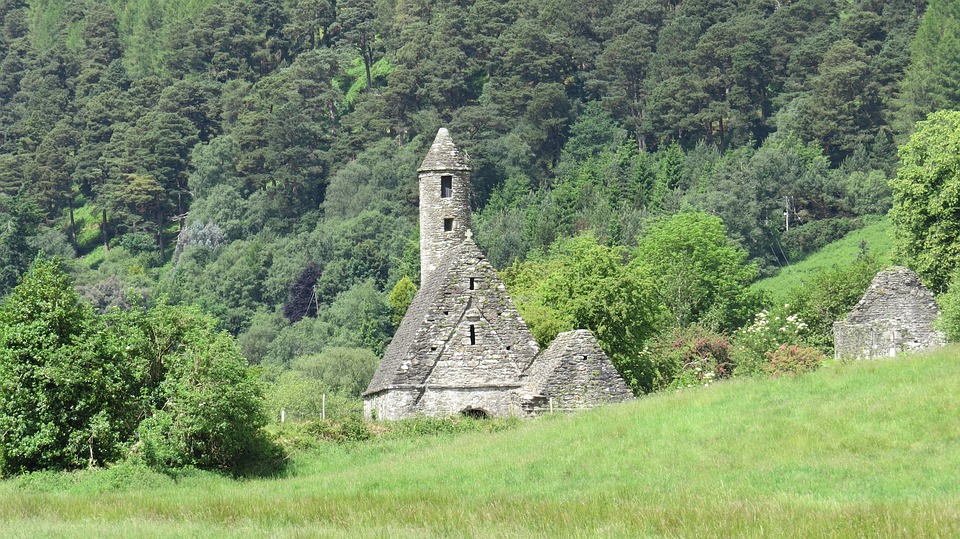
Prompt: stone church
<box><xmin>363</xmin><ymin>128</ymin><xmax>633</xmax><ymax>420</ymax></box>
<box><xmin>833</xmin><ymin>267</ymin><xmax>946</xmax><ymax>359</ymax></box>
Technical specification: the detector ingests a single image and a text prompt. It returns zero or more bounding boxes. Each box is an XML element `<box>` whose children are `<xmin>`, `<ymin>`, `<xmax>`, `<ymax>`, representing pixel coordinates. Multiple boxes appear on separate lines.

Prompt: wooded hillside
<box><xmin>0</xmin><ymin>0</ymin><xmax>953</xmax><ymax>398</ymax></box>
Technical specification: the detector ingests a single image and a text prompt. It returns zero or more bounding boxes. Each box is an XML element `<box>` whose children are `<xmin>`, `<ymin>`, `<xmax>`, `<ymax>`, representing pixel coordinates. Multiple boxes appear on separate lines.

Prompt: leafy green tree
<box><xmin>122</xmin><ymin>302</ymin><xmax>280</xmax><ymax>473</ymax></box>
<box><xmin>29</xmin><ymin>118</ymin><xmax>79</xmax><ymax>221</ymax></box>
<box><xmin>501</xmin><ymin>234</ymin><xmax>663</xmax><ymax>375</ymax></box>
<box><xmin>336</xmin><ymin>0</ymin><xmax>380</xmax><ymax>90</ymax></box>
<box><xmin>891</xmin><ymin>110</ymin><xmax>960</xmax><ymax>291</ymax></box>
<box><xmin>897</xmin><ymin>0</ymin><xmax>960</xmax><ymax>133</ymax></box>
<box><xmin>388</xmin><ymin>275</ymin><xmax>417</xmax><ymax>327</ymax></box>
<box><xmin>0</xmin><ymin>257</ymin><xmax>282</xmax><ymax>475</ymax></box>
<box><xmin>103</xmin><ymin>110</ymin><xmax>199</xmax><ymax>255</ymax></box>
<box><xmin>592</xmin><ymin>0</ymin><xmax>662</xmax><ymax>148</ymax></box>
<box><xmin>794</xmin><ymin>39</ymin><xmax>883</xmax><ymax>164</ymax></box>
<box><xmin>164</xmin><ymin>0</ymin><xmax>268</xmax><ymax>81</ymax></box>
<box><xmin>291</xmin><ymin>347</ymin><xmax>379</xmax><ymax>397</ymax></box>
<box><xmin>0</xmin><ymin>256</ymin><xmax>136</xmax><ymax>473</ymax></box>
<box><xmin>283</xmin><ymin>0</ymin><xmax>336</xmax><ymax>52</ymax></box>
<box><xmin>0</xmin><ymin>193</ymin><xmax>42</xmax><ymax>295</ymax></box>
<box><xmin>632</xmin><ymin>211</ymin><xmax>762</xmax><ymax>331</ymax></box>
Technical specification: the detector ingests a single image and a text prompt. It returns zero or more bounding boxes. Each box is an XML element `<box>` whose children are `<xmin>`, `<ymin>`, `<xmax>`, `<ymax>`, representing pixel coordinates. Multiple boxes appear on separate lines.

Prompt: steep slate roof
<box><xmin>364</xmin><ymin>237</ymin><xmax>539</xmax><ymax>396</ymax></box>
<box><xmin>521</xmin><ymin>329</ymin><xmax>633</xmax><ymax>404</ymax></box>
<box><xmin>842</xmin><ymin>266</ymin><xmax>940</xmax><ymax>324</ymax></box>
<box><xmin>418</xmin><ymin>127</ymin><xmax>470</xmax><ymax>172</ymax></box>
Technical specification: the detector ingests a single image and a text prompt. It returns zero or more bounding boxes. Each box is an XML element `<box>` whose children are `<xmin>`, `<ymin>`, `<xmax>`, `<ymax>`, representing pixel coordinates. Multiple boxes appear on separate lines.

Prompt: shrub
<box><xmin>731</xmin><ymin>307</ymin><xmax>809</xmax><ymax>376</ymax></box>
<box><xmin>642</xmin><ymin>325</ymin><xmax>732</xmax><ymax>392</ymax></box>
<box><xmin>935</xmin><ymin>270</ymin><xmax>960</xmax><ymax>342</ymax></box>
<box><xmin>784</xmin><ymin>253</ymin><xmax>882</xmax><ymax>352</ymax></box>
<box><xmin>763</xmin><ymin>344</ymin><xmax>825</xmax><ymax>377</ymax></box>
<box><xmin>0</xmin><ymin>258</ymin><xmax>284</xmax><ymax>476</ymax></box>
<box><xmin>305</xmin><ymin>418</ymin><xmax>371</xmax><ymax>443</ymax></box>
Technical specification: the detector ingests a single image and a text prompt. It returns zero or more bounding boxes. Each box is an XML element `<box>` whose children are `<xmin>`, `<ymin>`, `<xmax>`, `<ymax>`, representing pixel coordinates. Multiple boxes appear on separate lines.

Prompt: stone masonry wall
<box><xmin>364</xmin><ymin>128</ymin><xmax>635</xmax><ymax>421</ymax></box>
<box><xmin>418</xmin><ymin>128</ymin><xmax>471</xmax><ymax>284</ymax></box>
<box><xmin>834</xmin><ymin>267</ymin><xmax>946</xmax><ymax>359</ymax></box>
<box><xmin>363</xmin><ymin>238</ymin><xmax>540</xmax><ymax>419</ymax></box>
<box><xmin>520</xmin><ymin>330</ymin><xmax>633</xmax><ymax>415</ymax></box>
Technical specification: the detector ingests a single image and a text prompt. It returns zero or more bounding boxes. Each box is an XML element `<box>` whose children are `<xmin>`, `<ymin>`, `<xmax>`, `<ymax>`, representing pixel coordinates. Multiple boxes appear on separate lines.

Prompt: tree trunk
<box><xmin>68</xmin><ymin>198</ymin><xmax>77</xmax><ymax>251</ymax></box>
<box><xmin>156</xmin><ymin>200</ymin><xmax>165</xmax><ymax>262</ymax></box>
<box><xmin>362</xmin><ymin>41</ymin><xmax>373</xmax><ymax>90</ymax></box>
<box><xmin>101</xmin><ymin>208</ymin><xmax>109</xmax><ymax>254</ymax></box>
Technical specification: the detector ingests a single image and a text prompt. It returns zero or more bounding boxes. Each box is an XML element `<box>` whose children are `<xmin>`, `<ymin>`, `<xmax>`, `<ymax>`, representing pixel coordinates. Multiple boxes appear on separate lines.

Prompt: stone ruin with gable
<box><xmin>363</xmin><ymin>128</ymin><xmax>634</xmax><ymax>420</ymax></box>
<box><xmin>833</xmin><ymin>266</ymin><xmax>946</xmax><ymax>360</ymax></box>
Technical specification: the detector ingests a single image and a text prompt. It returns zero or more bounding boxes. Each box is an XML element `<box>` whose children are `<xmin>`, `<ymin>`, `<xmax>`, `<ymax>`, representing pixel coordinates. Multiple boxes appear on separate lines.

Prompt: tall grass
<box><xmin>754</xmin><ymin>216</ymin><xmax>894</xmax><ymax>304</ymax></box>
<box><xmin>2</xmin><ymin>347</ymin><xmax>960</xmax><ymax>536</ymax></box>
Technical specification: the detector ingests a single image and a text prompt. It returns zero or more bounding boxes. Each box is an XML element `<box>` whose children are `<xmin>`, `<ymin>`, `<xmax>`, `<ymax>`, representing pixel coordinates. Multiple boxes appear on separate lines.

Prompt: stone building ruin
<box><xmin>833</xmin><ymin>266</ymin><xmax>946</xmax><ymax>359</ymax></box>
<box><xmin>363</xmin><ymin>128</ymin><xmax>634</xmax><ymax>420</ymax></box>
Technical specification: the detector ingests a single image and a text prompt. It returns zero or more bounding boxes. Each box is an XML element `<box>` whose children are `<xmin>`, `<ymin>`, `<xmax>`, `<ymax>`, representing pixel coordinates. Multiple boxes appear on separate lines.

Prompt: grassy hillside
<box><xmin>754</xmin><ymin>216</ymin><xmax>895</xmax><ymax>304</ymax></box>
<box><xmin>3</xmin><ymin>346</ymin><xmax>960</xmax><ymax>536</ymax></box>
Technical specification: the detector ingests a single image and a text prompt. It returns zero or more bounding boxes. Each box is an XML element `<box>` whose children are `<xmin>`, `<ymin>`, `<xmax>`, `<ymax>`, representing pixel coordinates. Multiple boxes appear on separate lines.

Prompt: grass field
<box><xmin>2</xmin><ymin>346</ymin><xmax>960</xmax><ymax>537</ymax></box>
<box><xmin>753</xmin><ymin>216</ymin><xmax>895</xmax><ymax>304</ymax></box>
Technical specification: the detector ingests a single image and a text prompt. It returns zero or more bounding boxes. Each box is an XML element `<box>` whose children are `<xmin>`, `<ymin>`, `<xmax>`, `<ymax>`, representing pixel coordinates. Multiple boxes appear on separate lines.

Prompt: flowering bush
<box><xmin>731</xmin><ymin>305</ymin><xmax>809</xmax><ymax>376</ymax></box>
<box><xmin>763</xmin><ymin>344</ymin><xmax>825</xmax><ymax>377</ymax></box>
<box><xmin>642</xmin><ymin>325</ymin><xmax>732</xmax><ymax>392</ymax></box>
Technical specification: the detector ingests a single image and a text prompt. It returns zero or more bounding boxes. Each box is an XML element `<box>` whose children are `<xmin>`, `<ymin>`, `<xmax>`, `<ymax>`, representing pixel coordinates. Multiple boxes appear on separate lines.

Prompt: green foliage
<box><xmin>503</xmin><ymin>234</ymin><xmax>661</xmax><ymax>355</ymax></box>
<box><xmin>267</xmin><ymin>371</ymin><xmax>363</xmax><ymax>424</ymax></box>
<box><xmin>632</xmin><ymin>211</ymin><xmax>762</xmax><ymax>331</ymax></box>
<box><xmin>641</xmin><ymin>325</ymin><xmax>732</xmax><ymax>393</ymax></box>
<box><xmin>731</xmin><ymin>307</ymin><xmax>811</xmax><ymax>377</ymax></box>
<box><xmin>0</xmin><ymin>0</ymin><xmax>931</xmax><ymax>442</ymax></box>
<box><xmin>304</xmin><ymin>417</ymin><xmax>371</xmax><ymax>443</ymax></box>
<box><xmin>291</xmin><ymin>347</ymin><xmax>378</xmax><ymax>398</ymax></box>
<box><xmin>134</xmin><ymin>326</ymin><xmax>276</xmax><ymax>472</ymax></box>
<box><xmin>0</xmin><ymin>194</ymin><xmax>44</xmax><ymax>296</ymax></box>
<box><xmin>0</xmin><ymin>256</ymin><xmax>136</xmax><ymax>473</ymax></box>
<box><xmin>891</xmin><ymin>110</ymin><xmax>960</xmax><ymax>291</ymax></box>
<box><xmin>897</xmin><ymin>0</ymin><xmax>960</xmax><ymax>132</ymax></box>
<box><xmin>762</xmin><ymin>343</ymin><xmax>825</xmax><ymax>377</ymax></box>
<box><xmin>0</xmin><ymin>256</ymin><xmax>282</xmax><ymax>476</ymax></box>
<box><xmin>935</xmin><ymin>270</ymin><xmax>960</xmax><ymax>342</ymax></box>
<box><xmin>388</xmin><ymin>275</ymin><xmax>416</xmax><ymax>327</ymax></box>
<box><xmin>783</xmin><ymin>253</ymin><xmax>883</xmax><ymax>352</ymax></box>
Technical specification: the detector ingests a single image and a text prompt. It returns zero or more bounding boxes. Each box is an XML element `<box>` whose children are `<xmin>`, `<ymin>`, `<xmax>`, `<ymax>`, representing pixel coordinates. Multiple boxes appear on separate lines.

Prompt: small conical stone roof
<box><xmin>418</xmin><ymin>128</ymin><xmax>470</xmax><ymax>172</ymax></box>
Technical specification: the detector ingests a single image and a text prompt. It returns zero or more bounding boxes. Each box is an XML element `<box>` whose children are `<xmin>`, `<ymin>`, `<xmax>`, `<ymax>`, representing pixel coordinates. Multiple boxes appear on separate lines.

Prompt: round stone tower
<box><xmin>418</xmin><ymin>128</ymin><xmax>471</xmax><ymax>283</ymax></box>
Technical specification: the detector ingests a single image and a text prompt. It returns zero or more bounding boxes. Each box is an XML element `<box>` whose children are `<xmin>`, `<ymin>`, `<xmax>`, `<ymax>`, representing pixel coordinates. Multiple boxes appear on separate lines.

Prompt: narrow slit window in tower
<box><xmin>469</xmin><ymin>324</ymin><xmax>476</xmax><ymax>345</ymax></box>
<box><xmin>469</xmin><ymin>277</ymin><xmax>475</xmax><ymax>290</ymax></box>
<box><xmin>441</xmin><ymin>175</ymin><xmax>453</xmax><ymax>198</ymax></box>
<box><xmin>444</xmin><ymin>218</ymin><xmax>454</xmax><ymax>232</ymax></box>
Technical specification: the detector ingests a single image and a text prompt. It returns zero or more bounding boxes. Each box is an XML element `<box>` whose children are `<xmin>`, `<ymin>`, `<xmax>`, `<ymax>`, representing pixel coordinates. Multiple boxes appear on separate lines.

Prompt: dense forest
<box><xmin>3</xmin><ymin>0</ymin><xmax>960</xmax><ymax>461</ymax></box>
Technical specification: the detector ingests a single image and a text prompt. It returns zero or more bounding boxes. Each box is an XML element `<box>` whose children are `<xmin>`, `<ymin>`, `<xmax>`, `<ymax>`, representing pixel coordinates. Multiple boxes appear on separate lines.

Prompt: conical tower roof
<box><xmin>418</xmin><ymin>128</ymin><xmax>470</xmax><ymax>172</ymax></box>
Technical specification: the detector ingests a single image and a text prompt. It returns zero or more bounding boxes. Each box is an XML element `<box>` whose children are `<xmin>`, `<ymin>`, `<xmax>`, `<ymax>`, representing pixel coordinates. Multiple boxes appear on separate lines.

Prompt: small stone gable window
<box><xmin>444</xmin><ymin>218</ymin><xmax>454</xmax><ymax>232</ymax></box>
<box><xmin>469</xmin><ymin>277</ymin><xmax>476</xmax><ymax>290</ymax></box>
<box><xmin>469</xmin><ymin>324</ymin><xmax>476</xmax><ymax>345</ymax></box>
<box><xmin>441</xmin><ymin>175</ymin><xmax>453</xmax><ymax>198</ymax></box>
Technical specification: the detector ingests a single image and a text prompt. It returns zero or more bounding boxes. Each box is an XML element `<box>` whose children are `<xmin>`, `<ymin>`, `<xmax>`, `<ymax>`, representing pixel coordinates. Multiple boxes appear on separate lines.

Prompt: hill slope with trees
<box><xmin>4</xmin><ymin>0</ymin><xmax>960</xmax><ymax>450</ymax></box>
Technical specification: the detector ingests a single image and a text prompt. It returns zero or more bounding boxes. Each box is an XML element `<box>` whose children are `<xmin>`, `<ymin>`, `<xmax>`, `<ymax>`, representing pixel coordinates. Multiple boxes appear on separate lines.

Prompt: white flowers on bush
<box><xmin>744</xmin><ymin>306</ymin><xmax>807</xmax><ymax>336</ymax></box>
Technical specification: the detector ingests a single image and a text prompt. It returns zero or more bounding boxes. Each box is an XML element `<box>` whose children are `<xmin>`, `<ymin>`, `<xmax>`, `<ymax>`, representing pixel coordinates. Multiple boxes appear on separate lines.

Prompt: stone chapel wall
<box><xmin>833</xmin><ymin>267</ymin><xmax>946</xmax><ymax>359</ymax></box>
